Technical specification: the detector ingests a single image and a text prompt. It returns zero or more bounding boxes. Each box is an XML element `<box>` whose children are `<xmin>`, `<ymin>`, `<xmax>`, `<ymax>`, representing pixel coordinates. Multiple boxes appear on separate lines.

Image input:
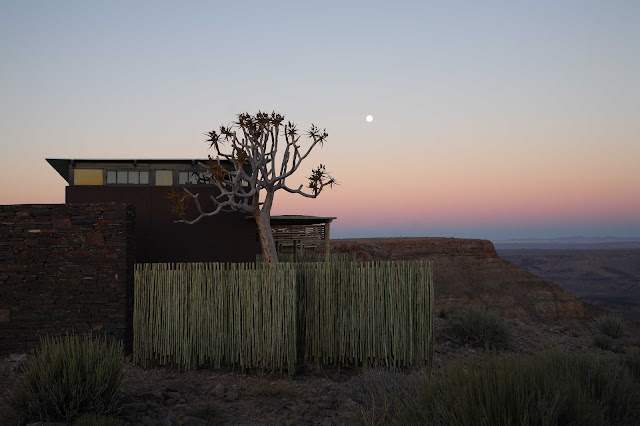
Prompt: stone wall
<box><xmin>0</xmin><ymin>204</ymin><xmax>135</xmax><ymax>354</ymax></box>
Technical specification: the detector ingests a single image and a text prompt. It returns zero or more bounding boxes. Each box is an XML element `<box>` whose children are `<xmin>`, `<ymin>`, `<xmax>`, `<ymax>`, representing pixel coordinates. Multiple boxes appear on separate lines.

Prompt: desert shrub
<box><xmin>440</xmin><ymin>307</ymin><xmax>512</xmax><ymax>349</ymax></box>
<box><xmin>352</xmin><ymin>351</ymin><xmax>640</xmax><ymax>426</ymax></box>
<box><xmin>74</xmin><ymin>413</ymin><xmax>123</xmax><ymax>426</ymax></box>
<box><xmin>596</xmin><ymin>314</ymin><xmax>624</xmax><ymax>338</ymax></box>
<box><xmin>625</xmin><ymin>347</ymin><xmax>640</xmax><ymax>381</ymax></box>
<box><xmin>593</xmin><ymin>334</ymin><xmax>614</xmax><ymax>350</ymax></box>
<box><xmin>20</xmin><ymin>334</ymin><xmax>123</xmax><ymax>424</ymax></box>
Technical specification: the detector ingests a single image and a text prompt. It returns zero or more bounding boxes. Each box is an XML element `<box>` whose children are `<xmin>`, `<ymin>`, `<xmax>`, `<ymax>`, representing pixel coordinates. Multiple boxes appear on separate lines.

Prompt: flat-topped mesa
<box><xmin>332</xmin><ymin>237</ymin><xmax>497</xmax><ymax>260</ymax></box>
<box><xmin>331</xmin><ymin>237</ymin><xmax>596</xmax><ymax>324</ymax></box>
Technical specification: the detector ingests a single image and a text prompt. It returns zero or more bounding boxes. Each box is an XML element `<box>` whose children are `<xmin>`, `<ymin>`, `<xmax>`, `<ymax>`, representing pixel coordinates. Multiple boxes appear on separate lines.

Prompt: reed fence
<box><xmin>134</xmin><ymin>261</ymin><xmax>433</xmax><ymax>374</ymax></box>
<box><xmin>298</xmin><ymin>261</ymin><xmax>433</xmax><ymax>368</ymax></box>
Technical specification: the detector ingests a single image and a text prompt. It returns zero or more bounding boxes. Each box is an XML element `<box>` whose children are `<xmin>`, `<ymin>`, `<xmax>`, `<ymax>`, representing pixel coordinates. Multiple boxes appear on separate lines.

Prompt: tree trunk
<box><xmin>255</xmin><ymin>210</ymin><xmax>278</xmax><ymax>263</ymax></box>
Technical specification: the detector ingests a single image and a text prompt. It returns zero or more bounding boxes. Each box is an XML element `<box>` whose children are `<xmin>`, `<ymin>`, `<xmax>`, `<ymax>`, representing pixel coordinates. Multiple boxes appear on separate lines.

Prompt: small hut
<box><xmin>269</xmin><ymin>215</ymin><xmax>336</xmax><ymax>262</ymax></box>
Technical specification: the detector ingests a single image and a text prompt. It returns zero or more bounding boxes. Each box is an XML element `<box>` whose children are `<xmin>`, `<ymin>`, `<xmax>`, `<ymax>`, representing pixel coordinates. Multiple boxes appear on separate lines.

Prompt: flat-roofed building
<box><xmin>47</xmin><ymin>158</ymin><xmax>259</xmax><ymax>263</ymax></box>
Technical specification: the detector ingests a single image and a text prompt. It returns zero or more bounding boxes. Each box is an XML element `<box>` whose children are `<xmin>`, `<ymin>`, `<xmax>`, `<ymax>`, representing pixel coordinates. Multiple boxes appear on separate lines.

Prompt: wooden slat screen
<box><xmin>272</xmin><ymin>224</ymin><xmax>325</xmax><ymax>242</ymax></box>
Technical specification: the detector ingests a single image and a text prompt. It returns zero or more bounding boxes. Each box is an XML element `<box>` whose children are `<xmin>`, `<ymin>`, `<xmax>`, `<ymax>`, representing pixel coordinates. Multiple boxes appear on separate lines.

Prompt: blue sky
<box><xmin>1</xmin><ymin>1</ymin><xmax>639</xmax><ymax>240</ymax></box>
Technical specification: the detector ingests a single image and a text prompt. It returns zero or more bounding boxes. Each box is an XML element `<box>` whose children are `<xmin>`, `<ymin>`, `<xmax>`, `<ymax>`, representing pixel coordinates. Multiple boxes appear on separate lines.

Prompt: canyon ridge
<box><xmin>330</xmin><ymin>237</ymin><xmax>605</xmax><ymax>324</ymax></box>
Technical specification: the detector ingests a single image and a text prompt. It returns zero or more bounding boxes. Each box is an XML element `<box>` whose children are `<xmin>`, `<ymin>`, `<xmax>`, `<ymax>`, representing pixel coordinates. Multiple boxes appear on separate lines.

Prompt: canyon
<box><xmin>499</xmin><ymin>248</ymin><xmax>640</xmax><ymax>323</ymax></box>
<box><xmin>330</xmin><ymin>237</ymin><xmax>603</xmax><ymax>324</ymax></box>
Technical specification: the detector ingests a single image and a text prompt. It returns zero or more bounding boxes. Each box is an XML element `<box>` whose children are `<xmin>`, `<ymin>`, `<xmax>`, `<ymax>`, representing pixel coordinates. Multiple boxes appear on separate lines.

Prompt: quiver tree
<box><xmin>170</xmin><ymin>111</ymin><xmax>336</xmax><ymax>263</ymax></box>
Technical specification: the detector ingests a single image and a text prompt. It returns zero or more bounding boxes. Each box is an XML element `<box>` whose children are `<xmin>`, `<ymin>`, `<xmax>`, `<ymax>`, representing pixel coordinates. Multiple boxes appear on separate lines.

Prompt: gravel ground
<box><xmin>3</xmin><ymin>317</ymin><xmax>637</xmax><ymax>425</ymax></box>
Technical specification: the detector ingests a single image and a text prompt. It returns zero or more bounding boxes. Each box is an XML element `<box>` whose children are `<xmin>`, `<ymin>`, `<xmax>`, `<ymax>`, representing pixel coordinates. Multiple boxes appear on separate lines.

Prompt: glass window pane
<box><xmin>139</xmin><ymin>171</ymin><xmax>149</xmax><ymax>184</ymax></box>
<box><xmin>106</xmin><ymin>171</ymin><xmax>117</xmax><ymax>184</ymax></box>
<box><xmin>156</xmin><ymin>170</ymin><xmax>173</xmax><ymax>186</ymax></box>
<box><xmin>189</xmin><ymin>172</ymin><xmax>199</xmax><ymax>184</ymax></box>
<box><xmin>117</xmin><ymin>170</ymin><xmax>128</xmax><ymax>184</ymax></box>
<box><xmin>128</xmin><ymin>171</ymin><xmax>139</xmax><ymax>184</ymax></box>
<box><xmin>179</xmin><ymin>172</ymin><xmax>189</xmax><ymax>185</ymax></box>
<box><xmin>74</xmin><ymin>169</ymin><xmax>103</xmax><ymax>185</ymax></box>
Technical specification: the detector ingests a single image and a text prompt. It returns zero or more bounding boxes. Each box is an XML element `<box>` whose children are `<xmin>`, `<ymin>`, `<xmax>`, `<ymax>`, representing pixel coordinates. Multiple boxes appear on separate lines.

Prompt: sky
<box><xmin>1</xmin><ymin>1</ymin><xmax>639</xmax><ymax>241</ymax></box>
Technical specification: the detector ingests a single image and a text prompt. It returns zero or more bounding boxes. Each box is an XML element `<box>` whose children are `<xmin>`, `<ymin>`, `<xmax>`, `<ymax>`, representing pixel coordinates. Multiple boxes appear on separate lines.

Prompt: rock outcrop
<box><xmin>331</xmin><ymin>237</ymin><xmax>599</xmax><ymax>323</ymax></box>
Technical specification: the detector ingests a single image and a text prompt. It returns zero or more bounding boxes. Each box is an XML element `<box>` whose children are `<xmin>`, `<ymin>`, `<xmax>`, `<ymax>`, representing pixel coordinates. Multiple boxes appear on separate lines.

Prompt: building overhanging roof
<box><xmin>45</xmin><ymin>158</ymin><xmax>214</xmax><ymax>184</ymax></box>
<box><xmin>269</xmin><ymin>215</ymin><xmax>337</xmax><ymax>225</ymax></box>
<box><xmin>46</xmin><ymin>159</ymin><xmax>72</xmax><ymax>183</ymax></box>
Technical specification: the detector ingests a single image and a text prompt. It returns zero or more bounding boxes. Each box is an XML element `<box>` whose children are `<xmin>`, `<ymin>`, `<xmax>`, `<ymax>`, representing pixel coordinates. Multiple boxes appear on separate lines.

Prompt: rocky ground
<box><xmin>3</xmin><ymin>237</ymin><xmax>639</xmax><ymax>425</ymax></box>
<box><xmin>2</xmin><ymin>316</ymin><xmax>638</xmax><ymax>426</ymax></box>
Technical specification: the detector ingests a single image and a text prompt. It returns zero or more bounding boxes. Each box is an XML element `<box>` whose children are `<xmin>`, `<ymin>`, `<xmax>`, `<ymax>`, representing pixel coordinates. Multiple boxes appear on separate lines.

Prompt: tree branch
<box><xmin>173</xmin><ymin>111</ymin><xmax>335</xmax><ymax>263</ymax></box>
<box><xmin>276</xmin><ymin>183</ymin><xmax>319</xmax><ymax>198</ymax></box>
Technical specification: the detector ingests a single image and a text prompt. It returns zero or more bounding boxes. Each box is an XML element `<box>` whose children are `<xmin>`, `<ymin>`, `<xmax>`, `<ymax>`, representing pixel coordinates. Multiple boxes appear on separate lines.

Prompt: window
<box><xmin>155</xmin><ymin>170</ymin><xmax>173</xmax><ymax>186</ymax></box>
<box><xmin>179</xmin><ymin>171</ymin><xmax>213</xmax><ymax>185</ymax></box>
<box><xmin>74</xmin><ymin>169</ymin><xmax>103</xmax><ymax>186</ymax></box>
<box><xmin>106</xmin><ymin>170</ymin><xmax>149</xmax><ymax>185</ymax></box>
<box><xmin>178</xmin><ymin>170</ymin><xmax>249</xmax><ymax>186</ymax></box>
<box><xmin>117</xmin><ymin>171</ymin><xmax>127</xmax><ymax>184</ymax></box>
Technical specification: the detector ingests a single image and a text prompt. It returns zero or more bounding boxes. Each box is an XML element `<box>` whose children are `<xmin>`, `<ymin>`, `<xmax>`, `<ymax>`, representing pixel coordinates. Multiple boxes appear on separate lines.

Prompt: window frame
<box><xmin>178</xmin><ymin>170</ymin><xmax>214</xmax><ymax>186</ymax></box>
<box><xmin>177</xmin><ymin>169</ymin><xmax>250</xmax><ymax>187</ymax></box>
<box><xmin>105</xmin><ymin>169</ymin><xmax>151</xmax><ymax>186</ymax></box>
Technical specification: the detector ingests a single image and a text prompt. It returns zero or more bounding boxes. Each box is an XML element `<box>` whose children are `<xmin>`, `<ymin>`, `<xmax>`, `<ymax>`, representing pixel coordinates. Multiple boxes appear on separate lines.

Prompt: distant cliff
<box><xmin>331</xmin><ymin>237</ymin><xmax>601</xmax><ymax>323</ymax></box>
<box><xmin>499</xmin><ymin>249</ymin><xmax>640</xmax><ymax>323</ymax></box>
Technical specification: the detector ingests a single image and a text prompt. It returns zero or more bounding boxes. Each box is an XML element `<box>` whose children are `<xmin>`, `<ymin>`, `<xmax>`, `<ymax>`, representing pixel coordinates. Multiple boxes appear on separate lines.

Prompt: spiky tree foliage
<box><xmin>170</xmin><ymin>111</ymin><xmax>336</xmax><ymax>263</ymax></box>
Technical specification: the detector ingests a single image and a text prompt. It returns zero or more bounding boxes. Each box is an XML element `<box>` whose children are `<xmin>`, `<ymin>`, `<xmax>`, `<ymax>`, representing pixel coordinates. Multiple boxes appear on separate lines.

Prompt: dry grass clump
<box><xmin>593</xmin><ymin>333</ymin><xmax>614</xmax><ymax>351</ymax></box>
<box><xmin>6</xmin><ymin>334</ymin><xmax>123</xmax><ymax>425</ymax></box>
<box><xmin>596</xmin><ymin>314</ymin><xmax>625</xmax><ymax>339</ymax></box>
<box><xmin>73</xmin><ymin>413</ymin><xmax>124</xmax><ymax>426</ymax></box>
<box><xmin>349</xmin><ymin>351</ymin><xmax>640</xmax><ymax>425</ymax></box>
<box><xmin>344</xmin><ymin>368</ymin><xmax>425</xmax><ymax>424</ymax></box>
<box><xmin>624</xmin><ymin>346</ymin><xmax>640</xmax><ymax>381</ymax></box>
<box><xmin>440</xmin><ymin>307</ymin><xmax>512</xmax><ymax>349</ymax></box>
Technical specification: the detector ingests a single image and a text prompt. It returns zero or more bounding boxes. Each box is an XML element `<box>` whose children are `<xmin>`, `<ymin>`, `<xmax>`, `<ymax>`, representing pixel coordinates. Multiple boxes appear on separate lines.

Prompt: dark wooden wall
<box><xmin>66</xmin><ymin>186</ymin><xmax>259</xmax><ymax>263</ymax></box>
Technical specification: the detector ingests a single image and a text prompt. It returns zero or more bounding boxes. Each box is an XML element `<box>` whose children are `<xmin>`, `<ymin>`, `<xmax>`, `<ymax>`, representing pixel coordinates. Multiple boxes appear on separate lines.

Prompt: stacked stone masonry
<box><xmin>0</xmin><ymin>204</ymin><xmax>135</xmax><ymax>354</ymax></box>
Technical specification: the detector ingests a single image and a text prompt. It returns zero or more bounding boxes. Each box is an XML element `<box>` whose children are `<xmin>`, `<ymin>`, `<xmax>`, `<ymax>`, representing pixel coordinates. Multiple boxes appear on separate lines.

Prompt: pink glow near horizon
<box><xmin>1</xmin><ymin>2</ymin><xmax>639</xmax><ymax>239</ymax></box>
<box><xmin>272</xmin><ymin>171</ymin><xmax>640</xmax><ymax>234</ymax></box>
<box><xmin>0</xmin><ymin>156</ymin><xmax>638</xmax><ymax>240</ymax></box>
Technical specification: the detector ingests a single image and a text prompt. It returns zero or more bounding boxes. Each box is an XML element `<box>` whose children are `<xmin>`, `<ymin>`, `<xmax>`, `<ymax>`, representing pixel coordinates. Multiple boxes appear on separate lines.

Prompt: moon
<box><xmin>365</xmin><ymin>115</ymin><xmax>373</xmax><ymax>123</ymax></box>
